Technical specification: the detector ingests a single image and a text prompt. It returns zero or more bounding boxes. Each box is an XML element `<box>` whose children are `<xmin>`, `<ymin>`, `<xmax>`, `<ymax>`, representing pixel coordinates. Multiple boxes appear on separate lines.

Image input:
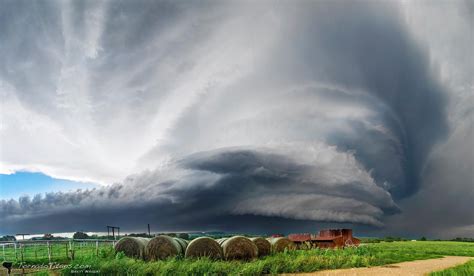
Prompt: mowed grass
<box><xmin>430</xmin><ymin>259</ymin><xmax>474</xmax><ymax>276</ymax></box>
<box><xmin>56</xmin><ymin>241</ymin><xmax>474</xmax><ymax>275</ymax></box>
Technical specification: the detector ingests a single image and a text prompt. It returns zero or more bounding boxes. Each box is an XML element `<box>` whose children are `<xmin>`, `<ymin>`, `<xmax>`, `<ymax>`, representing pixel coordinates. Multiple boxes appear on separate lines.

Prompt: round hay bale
<box><xmin>147</xmin><ymin>235</ymin><xmax>184</xmax><ymax>260</ymax></box>
<box><xmin>267</xmin><ymin>237</ymin><xmax>295</xmax><ymax>253</ymax></box>
<box><xmin>114</xmin><ymin>237</ymin><xmax>150</xmax><ymax>259</ymax></box>
<box><xmin>174</xmin><ymin>237</ymin><xmax>189</xmax><ymax>253</ymax></box>
<box><xmin>185</xmin><ymin>237</ymin><xmax>223</xmax><ymax>259</ymax></box>
<box><xmin>221</xmin><ymin>236</ymin><xmax>258</xmax><ymax>260</ymax></box>
<box><xmin>250</xmin><ymin>237</ymin><xmax>271</xmax><ymax>257</ymax></box>
<box><xmin>216</xmin><ymin>238</ymin><xmax>227</xmax><ymax>246</ymax></box>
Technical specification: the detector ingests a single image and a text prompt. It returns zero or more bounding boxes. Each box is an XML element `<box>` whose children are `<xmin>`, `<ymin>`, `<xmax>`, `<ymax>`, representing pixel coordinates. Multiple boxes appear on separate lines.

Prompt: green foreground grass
<box><xmin>53</xmin><ymin>241</ymin><xmax>474</xmax><ymax>275</ymax></box>
<box><xmin>430</xmin><ymin>259</ymin><xmax>474</xmax><ymax>276</ymax></box>
<box><xmin>6</xmin><ymin>241</ymin><xmax>474</xmax><ymax>275</ymax></box>
<box><xmin>2</xmin><ymin>242</ymin><xmax>113</xmax><ymax>264</ymax></box>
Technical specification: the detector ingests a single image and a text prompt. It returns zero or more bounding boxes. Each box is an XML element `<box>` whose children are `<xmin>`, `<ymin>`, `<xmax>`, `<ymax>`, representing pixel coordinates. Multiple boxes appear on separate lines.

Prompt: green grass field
<box><xmin>64</xmin><ymin>241</ymin><xmax>474</xmax><ymax>275</ymax></box>
<box><xmin>1</xmin><ymin>241</ymin><xmax>114</xmax><ymax>264</ymax></box>
<box><xmin>430</xmin><ymin>259</ymin><xmax>474</xmax><ymax>276</ymax></box>
<box><xmin>4</xmin><ymin>241</ymin><xmax>474</xmax><ymax>275</ymax></box>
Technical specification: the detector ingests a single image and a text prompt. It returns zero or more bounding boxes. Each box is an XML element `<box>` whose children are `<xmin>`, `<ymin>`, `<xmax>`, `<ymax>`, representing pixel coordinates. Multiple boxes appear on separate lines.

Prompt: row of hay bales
<box><xmin>114</xmin><ymin>236</ymin><xmax>296</xmax><ymax>261</ymax></box>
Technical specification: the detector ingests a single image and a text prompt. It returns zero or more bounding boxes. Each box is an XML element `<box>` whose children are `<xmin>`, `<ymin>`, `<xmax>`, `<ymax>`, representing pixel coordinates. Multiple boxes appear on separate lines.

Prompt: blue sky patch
<box><xmin>0</xmin><ymin>172</ymin><xmax>99</xmax><ymax>200</ymax></box>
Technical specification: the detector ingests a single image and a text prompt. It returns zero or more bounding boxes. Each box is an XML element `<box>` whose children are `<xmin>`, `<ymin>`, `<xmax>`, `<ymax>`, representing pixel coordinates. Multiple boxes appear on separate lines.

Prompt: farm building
<box><xmin>287</xmin><ymin>233</ymin><xmax>315</xmax><ymax>249</ymax></box>
<box><xmin>288</xmin><ymin>233</ymin><xmax>314</xmax><ymax>243</ymax></box>
<box><xmin>314</xmin><ymin>229</ymin><xmax>360</xmax><ymax>248</ymax></box>
<box><xmin>288</xmin><ymin>229</ymin><xmax>360</xmax><ymax>249</ymax></box>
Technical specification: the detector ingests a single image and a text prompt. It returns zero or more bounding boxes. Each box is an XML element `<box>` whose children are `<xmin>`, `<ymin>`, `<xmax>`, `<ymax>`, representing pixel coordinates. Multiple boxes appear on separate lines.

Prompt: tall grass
<box><xmin>58</xmin><ymin>242</ymin><xmax>474</xmax><ymax>275</ymax></box>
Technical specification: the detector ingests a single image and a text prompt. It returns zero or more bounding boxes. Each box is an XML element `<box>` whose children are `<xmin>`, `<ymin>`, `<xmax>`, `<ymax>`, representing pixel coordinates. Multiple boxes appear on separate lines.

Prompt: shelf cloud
<box><xmin>0</xmin><ymin>0</ymin><xmax>471</xmax><ymax>237</ymax></box>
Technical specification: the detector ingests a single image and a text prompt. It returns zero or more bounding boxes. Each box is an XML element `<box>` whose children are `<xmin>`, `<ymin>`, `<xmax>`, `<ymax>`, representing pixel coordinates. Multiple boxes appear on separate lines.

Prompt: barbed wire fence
<box><xmin>0</xmin><ymin>239</ymin><xmax>117</xmax><ymax>263</ymax></box>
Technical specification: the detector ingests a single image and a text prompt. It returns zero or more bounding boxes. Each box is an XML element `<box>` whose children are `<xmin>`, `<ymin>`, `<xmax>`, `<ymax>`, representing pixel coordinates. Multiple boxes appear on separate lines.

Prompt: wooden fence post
<box><xmin>20</xmin><ymin>243</ymin><xmax>25</xmax><ymax>274</ymax></box>
<box><xmin>47</xmin><ymin>241</ymin><xmax>51</xmax><ymax>263</ymax></box>
<box><xmin>14</xmin><ymin>242</ymin><xmax>17</xmax><ymax>260</ymax></box>
<box><xmin>71</xmin><ymin>240</ymin><xmax>75</xmax><ymax>260</ymax></box>
<box><xmin>2</xmin><ymin>244</ymin><xmax>5</xmax><ymax>260</ymax></box>
<box><xmin>96</xmin><ymin>240</ymin><xmax>99</xmax><ymax>256</ymax></box>
<box><xmin>68</xmin><ymin>240</ymin><xmax>72</xmax><ymax>260</ymax></box>
<box><xmin>20</xmin><ymin>243</ymin><xmax>24</xmax><ymax>263</ymax></box>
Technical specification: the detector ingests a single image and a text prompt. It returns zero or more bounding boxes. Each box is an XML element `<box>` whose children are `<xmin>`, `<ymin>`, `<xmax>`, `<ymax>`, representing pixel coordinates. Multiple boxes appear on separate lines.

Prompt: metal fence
<box><xmin>1</xmin><ymin>239</ymin><xmax>117</xmax><ymax>263</ymax></box>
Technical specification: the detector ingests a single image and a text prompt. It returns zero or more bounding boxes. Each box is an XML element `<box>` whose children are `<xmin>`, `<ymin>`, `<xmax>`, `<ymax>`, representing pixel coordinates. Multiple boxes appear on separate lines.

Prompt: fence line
<box><xmin>0</xmin><ymin>239</ymin><xmax>117</xmax><ymax>262</ymax></box>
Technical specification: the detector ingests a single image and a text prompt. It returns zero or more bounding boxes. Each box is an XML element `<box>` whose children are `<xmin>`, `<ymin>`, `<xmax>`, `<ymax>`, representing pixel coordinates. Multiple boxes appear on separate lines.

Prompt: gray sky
<box><xmin>0</xmin><ymin>0</ymin><xmax>472</xmax><ymax>238</ymax></box>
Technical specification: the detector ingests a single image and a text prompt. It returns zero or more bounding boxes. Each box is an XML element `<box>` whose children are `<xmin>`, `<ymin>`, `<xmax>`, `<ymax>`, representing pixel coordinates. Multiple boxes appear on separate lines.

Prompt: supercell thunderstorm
<box><xmin>1</xmin><ymin>0</ymin><xmax>472</xmax><ymax>236</ymax></box>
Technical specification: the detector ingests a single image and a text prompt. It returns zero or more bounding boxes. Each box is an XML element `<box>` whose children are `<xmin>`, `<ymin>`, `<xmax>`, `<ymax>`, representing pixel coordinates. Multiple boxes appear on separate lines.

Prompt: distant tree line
<box><xmin>73</xmin><ymin>232</ymin><xmax>90</xmax><ymax>239</ymax></box>
<box><xmin>360</xmin><ymin>236</ymin><xmax>474</xmax><ymax>243</ymax></box>
<box><xmin>70</xmin><ymin>231</ymin><xmax>193</xmax><ymax>240</ymax></box>
<box><xmin>31</xmin><ymin>233</ymin><xmax>68</xmax><ymax>240</ymax></box>
<box><xmin>0</xmin><ymin>235</ymin><xmax>16</xmax><ymax>241</ymax></box>
<box><xmin>449</xmin><ymin>237</ymin><xmax>474</xmax><ymax>242</ymax></box>
<box><xmin>360</xmin><ymin>236</ymin><xmax>409</xmax><ymax>243</ymax></box>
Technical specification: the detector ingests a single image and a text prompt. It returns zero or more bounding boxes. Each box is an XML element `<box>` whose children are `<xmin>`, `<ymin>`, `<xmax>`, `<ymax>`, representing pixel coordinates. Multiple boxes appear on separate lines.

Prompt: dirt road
<box><xmin>289</xmin><ymin>256</ymin><xmax>473</xmax><ymax>276</ymax></box>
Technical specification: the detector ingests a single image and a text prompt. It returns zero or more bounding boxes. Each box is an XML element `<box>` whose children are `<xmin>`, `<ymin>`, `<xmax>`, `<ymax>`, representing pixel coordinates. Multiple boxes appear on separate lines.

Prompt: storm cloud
<box><xmin>0</xmin><ymin>0</ymin><xmax>471</xmax><ymax>237</ymax></box>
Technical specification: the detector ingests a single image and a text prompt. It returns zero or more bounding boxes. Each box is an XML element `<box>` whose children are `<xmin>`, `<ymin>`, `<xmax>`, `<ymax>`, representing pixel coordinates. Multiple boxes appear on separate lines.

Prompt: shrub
<box><xmin>73</xmin><ymin>232</ymin><xmax>90</xmax><ymax>239</ymax></box>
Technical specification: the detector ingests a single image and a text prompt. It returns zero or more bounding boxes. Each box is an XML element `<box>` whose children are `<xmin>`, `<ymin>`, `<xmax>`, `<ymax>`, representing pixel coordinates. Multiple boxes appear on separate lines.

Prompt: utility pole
<box><xmin>16</xmin><ymin>234</ymin><xmax>29</xmax><ymax>240</ymax></box>
<box><xmin>106</xmin><ymin>226</ymin><xmax>120</xmax><ymax>240</ymax></box>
